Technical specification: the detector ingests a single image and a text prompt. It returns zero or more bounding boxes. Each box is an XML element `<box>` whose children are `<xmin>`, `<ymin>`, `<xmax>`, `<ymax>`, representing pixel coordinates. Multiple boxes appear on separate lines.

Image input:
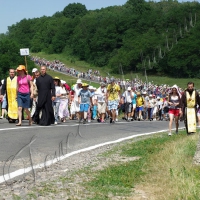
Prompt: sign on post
<box><xmin>20</xmin><ymin>48</ymin><xmax>29</xmax><ymax>56</ymax></box>
<box><xmin>20</xmin><ymin>48</ymin><xmax>29</xmax><ymax>72</ymax></box>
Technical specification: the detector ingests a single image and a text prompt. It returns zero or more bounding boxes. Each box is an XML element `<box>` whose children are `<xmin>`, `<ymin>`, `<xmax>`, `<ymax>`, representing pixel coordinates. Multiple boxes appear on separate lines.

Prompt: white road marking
<box><xmin>0</xmin><ymin>127</ymin><xmax>185</xmax><ymax>183</ymax></box>
<box><xmin>0</xmin><ymin>120</ymin><xmax>174</xmax><ymax>132</ymax></box>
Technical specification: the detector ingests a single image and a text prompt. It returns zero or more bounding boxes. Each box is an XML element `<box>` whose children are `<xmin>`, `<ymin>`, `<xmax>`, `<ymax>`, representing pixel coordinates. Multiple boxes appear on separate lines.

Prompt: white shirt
<box><xmin>156</xmin><ymin>100</ymin><xmax>163</xmax><ymax>109</ymax></box>
<box><xmin>54</xmin><ymin>86</ymin><xmax>61</xmax><ymax>102</ymax></box>
<box><xmin>74</xmin><ymin>84</ymin><xmax>82</xmax><ymax>101</ymax></box>
<box><xmin>96</xmin><ymin>87</ymin><xmax>107</xmax><ymax>103</ymax></box>
<box><xmin>122</xmin><ymin>91</ymin><xmax>133</xmax><ymax>103</ymax></box>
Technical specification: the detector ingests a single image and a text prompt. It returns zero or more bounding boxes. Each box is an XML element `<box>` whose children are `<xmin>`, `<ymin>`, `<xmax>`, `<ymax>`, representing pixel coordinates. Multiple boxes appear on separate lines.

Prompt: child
<box><xmin>78</xmin><ymin>83</ymin><xmax>93</xmax><ymax>124</ymax></box>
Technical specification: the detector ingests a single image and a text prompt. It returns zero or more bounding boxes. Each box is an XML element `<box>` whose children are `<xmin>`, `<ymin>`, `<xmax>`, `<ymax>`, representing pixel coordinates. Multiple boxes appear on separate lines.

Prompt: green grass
<box><xmin>31</xmin><ymin>52</ymin><xmax>200</xmax><ymax>89</ymax></box>
<box><xmin>86</xmin><ymin>134</ymin><xmax>174</xmax><ymax>198</ymax></box>
<box><xmin>84</xmin><ymin>132</ymin><xmax>200</xmax><ymax>199</ymax></box>
<box><xmin>36</xmin><ymin>67</ymin><xmax>101</xmax><ymax>88</ymax></box>
<box><xmin>31</xmin><ymin>52</ymin><xmax>109</xmax><ymax>77</ymax></box>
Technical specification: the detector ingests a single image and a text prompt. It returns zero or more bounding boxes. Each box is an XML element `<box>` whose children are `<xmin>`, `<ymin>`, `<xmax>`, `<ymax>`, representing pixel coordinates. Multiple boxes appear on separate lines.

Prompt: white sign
<box><xmin>20</xmin><ymin>48</ymin><xmax>29</xmax><ymax>56</ymax></box>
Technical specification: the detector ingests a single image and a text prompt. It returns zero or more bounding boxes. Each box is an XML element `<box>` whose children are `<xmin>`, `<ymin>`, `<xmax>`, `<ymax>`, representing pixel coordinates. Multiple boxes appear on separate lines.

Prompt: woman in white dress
<box><xmin>59</xmin><ymin>80</ymin><xmax>69</xmax><ymax>122</ymax></box>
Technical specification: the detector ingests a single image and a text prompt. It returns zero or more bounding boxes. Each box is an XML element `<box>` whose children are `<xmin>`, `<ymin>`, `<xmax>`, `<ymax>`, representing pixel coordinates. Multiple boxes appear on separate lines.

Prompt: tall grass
<box><xmin>86</xmin><ymin>132</ymin><xmax>200</xmax><ymax>199</ymax></box>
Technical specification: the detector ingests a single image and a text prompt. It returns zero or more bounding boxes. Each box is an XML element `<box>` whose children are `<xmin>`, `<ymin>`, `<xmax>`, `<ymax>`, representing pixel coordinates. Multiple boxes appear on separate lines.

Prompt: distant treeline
<box><xmin>0</xmin><ymin>0</ymin><xmax>200</xmax><ymax>79</ymax></box>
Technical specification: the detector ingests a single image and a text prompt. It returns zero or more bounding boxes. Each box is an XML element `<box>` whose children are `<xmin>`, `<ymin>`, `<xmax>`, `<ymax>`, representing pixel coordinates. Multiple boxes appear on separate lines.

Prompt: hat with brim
<box><xmin>61</xmin><ymin>80</ymin><xmax>66</xmax><ymax>84</ymax></box>
<box><xmin>100</xmin><ymin>82</ymin><xmax>106</xmax><ymax>86</ymax></box>
<box><xmin>76</xmin><ymin>79</ymin><xmax>82</xmax><ymax>84</ymax></box>
<box><xmin>17</xmin><ymin>65</ymin><xmax>26</xmax><ymax>71</ymax></box>
<box><xmin>53</xmin><ymin>77</ymin><xmax>60</xmax><ymax>80</ymax></box>
<box><xmin>82</xmin><ymin>83</ymin><xmax>89</xmax><ymax>87</ymax></box>
<box><xmin>32</xmin><ymin>68</ymin><xmax>38</xmax><ymax>73</ymax></box>
<box><xmin>88</xmin><ymin>86</ymin><xmax>94</xmax><ymax>90</ymax></box>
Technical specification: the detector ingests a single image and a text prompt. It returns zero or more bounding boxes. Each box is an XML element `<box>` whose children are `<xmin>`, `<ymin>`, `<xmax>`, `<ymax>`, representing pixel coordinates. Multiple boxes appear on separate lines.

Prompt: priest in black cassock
<box><xmin>34</xmin><ymin>66</ymin><xmax>55</xmax><ymax>126</ymax></box>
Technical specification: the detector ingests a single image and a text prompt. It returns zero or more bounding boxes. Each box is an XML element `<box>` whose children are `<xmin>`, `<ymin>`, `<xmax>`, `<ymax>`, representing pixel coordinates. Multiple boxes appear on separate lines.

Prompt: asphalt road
<box><xmin>0</xmin><ymin>118</ymin><xmax>185</xmax><ymax>178</ymax></box>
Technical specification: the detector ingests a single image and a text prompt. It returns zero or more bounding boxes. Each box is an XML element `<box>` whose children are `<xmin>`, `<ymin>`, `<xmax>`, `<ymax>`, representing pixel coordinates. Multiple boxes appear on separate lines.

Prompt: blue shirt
<box><xmin>78</xmin><ymin>89</ymin><xmax>92</xmax><ymax>104</ymax></box>
<box><xmin>132</xmin><ymin>93</ymin><xmax>137</xmax><ymax>104</ymax></box>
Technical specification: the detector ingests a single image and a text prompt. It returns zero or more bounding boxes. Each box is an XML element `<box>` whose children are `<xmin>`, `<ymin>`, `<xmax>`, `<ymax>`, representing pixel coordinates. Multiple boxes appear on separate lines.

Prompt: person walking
<box><xmin>31</xmin><ymin>70</ymin><xmax>40</xmax><ymax>120</ymax></box>
<box><xmin>16</xmin><ymin>65</ymin><xmax>33</xmax><ymax>126</ymax></box>
<box><xmin>147</xmin><ymin>94</ymin><xmax>155</xmax><ymax>121</ymax></box>
<box><xmin>78</xmin><ymin>83</ymin><xmax>93</xmax><ymax>124</ymax></box>
<box><xmin>168</xmin><ymin>85</ymin><xmax>182</xmax><ymax>136</ymax></box>
<box><xmin>52</xmin><ymin>77</ymin><xmax>61</xmax><ymax>124</ymax></box>
<box><xmin>34</xmin><ymin>66</ymin><xmax>55</xmax><ymax>126</ymax></box>
<box><xmin>0</xmin><ymin>69</ymin><xmax>18</xmax><ymax>123</ymax></box>
<box><xmin>96</xmin><ymin>82</ymin><xmax>107</xmax><ymax>123</ymax></box>
<box><xmin>136</xmin><ymin>91</ymin><xmax>145</xmax><ymax>121</ymax></box>
<box><xmin>181</xmin><ymin>82</ymin><xmax>200</xmax><ymax>135</ymax></box>
<box><xmin>73</xmin><ymin>79</ymin><xmax>82</xmax><ymax>121</ymax></box>
<box><xmin>122</xmin><ymin>87</ymin><xmax>133</xmax><ymax>122</ymax></box>
<box><xmin>106</xmin><ymin>78</ymin><xmax>120</xmax><ymax>123</ymax></box>
<box><xmin>59</xmin><ymin>80</ymin><xmax>69</xmax><ymax>122</ymax></box>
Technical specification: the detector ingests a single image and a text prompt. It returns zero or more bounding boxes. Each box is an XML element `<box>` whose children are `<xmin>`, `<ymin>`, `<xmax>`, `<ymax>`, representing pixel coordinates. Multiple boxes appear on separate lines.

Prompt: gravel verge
<box><xmin>0</xmin><ymin>132</ymin><xmax>199</xmax><ymax>200</ymax></box>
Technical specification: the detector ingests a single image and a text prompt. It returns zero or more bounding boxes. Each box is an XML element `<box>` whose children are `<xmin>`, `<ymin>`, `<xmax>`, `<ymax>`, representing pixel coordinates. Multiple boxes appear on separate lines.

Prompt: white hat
<box><xmin>76</xmin><ymin>79</ymin><xmax>82</xmax><ymax>84</ymax></box>
<box><xmin>127</xmin><ymin>87</ymin><xmax>131</xmax><ymax>91</ymax></box>
<box><xmin>149</xmin><ymin>94</ymin><xmax>153</xmax><ymax>97</ymax></box>
<box><xmin>88</xmin><ymin>86</ymin><xmax>94</xmax><ymax>90</ymax></box>
<box><xmin>143</xmin><ymin>91</ymin><xmax>147</xmax><ymax>94</ymax></box>
<box><xmin>32</xmin><ymin>68</ymin><xmax>38</xmax><ymax>73</ymax></box>
<box><xmin>61</xmin><ymin>80</ymin><xmax>66</xmax><ymax>84</ymax></box>
<box><xmin>1</xmin><ymin>79</ymin><xmax>4</xmax><ymax>85</ymax></box>
<box><xmin>157</xmin><ymin>96</ymin><xmax>160</xmax><ymax>99</ymax></box>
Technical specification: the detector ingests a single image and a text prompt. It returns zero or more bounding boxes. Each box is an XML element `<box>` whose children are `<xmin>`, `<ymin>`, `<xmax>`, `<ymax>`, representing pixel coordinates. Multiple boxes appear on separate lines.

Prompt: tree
<box><xmin>63</xmin><ymin>3</ymin><xmax>87</xmax><ymax>19</ymax></box>
<box><xmin>0</xmin><ymin>39</ymin><xmax>35</xmax><ymax>79</ymax></box>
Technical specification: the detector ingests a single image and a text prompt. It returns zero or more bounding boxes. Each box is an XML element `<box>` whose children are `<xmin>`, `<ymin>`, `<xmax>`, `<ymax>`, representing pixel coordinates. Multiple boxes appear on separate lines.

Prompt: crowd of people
<box><xmin>0</xmin><ymin>64</ymin><xmax>200</xmax><ymax>136</ymax></box>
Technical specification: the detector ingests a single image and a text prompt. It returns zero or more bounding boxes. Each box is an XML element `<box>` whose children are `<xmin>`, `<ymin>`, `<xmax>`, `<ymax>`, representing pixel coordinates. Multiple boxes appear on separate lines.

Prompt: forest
<box><xmin>0</xmin><ymin>0</ymin><xmax>200</xmax><ymax>79</ymax></box>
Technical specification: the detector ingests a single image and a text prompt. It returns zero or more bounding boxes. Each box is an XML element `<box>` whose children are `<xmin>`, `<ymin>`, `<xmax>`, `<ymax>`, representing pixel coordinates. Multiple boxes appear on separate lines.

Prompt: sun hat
<box><xmin>127</xmin><ymin>87</ymin><xmax>131</xmax><ymax>91</ymax></box>
<box><xmin>82</xmin><ymin>83</ymin><xmax>89</xmax><ymax>87</ymax></box>
<box><xmin>53</xmin><ymin>76</ymin><xmax>60</xmax><ymax>80</ymax></box>
<box><xmin>17</xmin><ymin>65</ymin><xmax>26</xmax><ymax>71</ymax></box>
<box><xmin>100</xmin><ymin>82</ymin><xmax>106</xmax><ymax>86</ymax></box>
<box><xmin>110</xmin><ymin>77</ymin><xmax>115</xmax><ymax>83</ymax></box>
<box><xmin>88</xmin><ymin>85</ymin><xmax>94</xmax><ymax>90</ymax></box>
<box><xmin>76</xmin><ymin>79</ymin><xmax>82</xmax><ymax>84</ymax></box>
<box><xmin>61</xmin><ymin>80</ymin><xmax>66</xmax><ymax>84</ymax></box>
<box><xmin>32</xmin><ymin>68</ymin><xmax>38</xmax><ymax>73</ymax></box>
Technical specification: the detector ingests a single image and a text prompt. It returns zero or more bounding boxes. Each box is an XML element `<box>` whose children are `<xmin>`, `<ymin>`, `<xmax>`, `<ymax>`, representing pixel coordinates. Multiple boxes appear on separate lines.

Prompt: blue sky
<box><xmin>0</xmin><ymin>0</ymin><xmax>127</xmax><ymax>34</ymax></box>
<box><xmin>0</xmin><ymin>0</ymin><xmax>197</xmax><ymax>34</ymax></box>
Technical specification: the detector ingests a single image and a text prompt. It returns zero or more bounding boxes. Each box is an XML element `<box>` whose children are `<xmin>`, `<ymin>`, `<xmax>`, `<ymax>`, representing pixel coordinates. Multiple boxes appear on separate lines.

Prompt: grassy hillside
<box><xmin>32</xmin><ymin>52</ymin><xmax>200</xmax><ymax>89</ymax></box>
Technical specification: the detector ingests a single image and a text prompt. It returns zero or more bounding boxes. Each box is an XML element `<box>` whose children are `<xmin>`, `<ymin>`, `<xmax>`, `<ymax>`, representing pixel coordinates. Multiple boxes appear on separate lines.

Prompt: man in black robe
<box><xmin>34</xmin><ymin>66</ymin><xmax>55</xmax><ymax>126</ymax></box>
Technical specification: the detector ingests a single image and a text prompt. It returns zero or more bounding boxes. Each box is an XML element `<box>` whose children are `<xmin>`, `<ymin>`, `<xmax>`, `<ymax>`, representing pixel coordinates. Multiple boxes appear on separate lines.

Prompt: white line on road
<box><xmin>0</xmin><ymin>127</ymin><xmax>185</xmax><ymax>184</ymax></box>
<box><xmin>0</xmin><ymin>120</ymin><xmax>171</xmax><ymax>132</ymax></box>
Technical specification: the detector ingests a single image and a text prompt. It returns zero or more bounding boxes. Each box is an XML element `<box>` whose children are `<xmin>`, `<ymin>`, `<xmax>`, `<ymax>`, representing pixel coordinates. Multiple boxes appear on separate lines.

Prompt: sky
<box><xmin>0</xmin><ymin>0</ymin><xmax>197</xmax><ymax>34</ymax></box>
<box><xmin>0</xmin><ymin>0</ymin><xmax>128</xmax><ymax>34</ymax></box>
